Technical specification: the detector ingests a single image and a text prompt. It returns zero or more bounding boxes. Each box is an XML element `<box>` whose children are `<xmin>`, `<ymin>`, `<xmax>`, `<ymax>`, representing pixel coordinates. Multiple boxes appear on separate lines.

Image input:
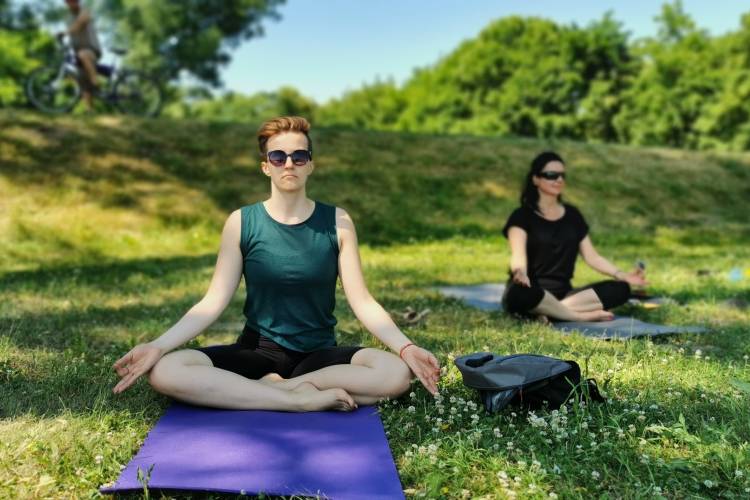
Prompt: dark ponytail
<box><xmin>520</xmin><ymin>151</ymin><xmax>564</xmax><ymax>212</ymax></box>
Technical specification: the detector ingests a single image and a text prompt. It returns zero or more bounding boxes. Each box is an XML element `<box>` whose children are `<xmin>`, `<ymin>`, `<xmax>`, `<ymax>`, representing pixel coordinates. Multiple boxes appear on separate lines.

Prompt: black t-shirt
<box><xmin>502</xmin><ymin>203</ymin><xmax>589</xmax><ymax>295</ymax></box>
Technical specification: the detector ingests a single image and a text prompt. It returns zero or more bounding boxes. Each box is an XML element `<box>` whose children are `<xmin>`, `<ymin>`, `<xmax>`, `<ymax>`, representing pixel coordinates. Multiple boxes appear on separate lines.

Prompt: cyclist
<box><xmin>59</xmin><ymin>0</ymin><xmax>101</xmax><ymax>111</ymax></box>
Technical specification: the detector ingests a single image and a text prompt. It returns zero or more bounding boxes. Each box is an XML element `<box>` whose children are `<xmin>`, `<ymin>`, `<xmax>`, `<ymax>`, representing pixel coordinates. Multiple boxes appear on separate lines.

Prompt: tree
<box><xmin>0</xmin><ymin>0</ymin><xmax>55</xmax><ymax>106</ymax></box>
<box><xmin>99</xmin><ymin>0</ymin><xmax>285</xmax><ymax>86</ymax></box>
<box><xmin>165</xmin><ymin>86</ymin><xmax>317</xmax><ymax>124</ymax></box>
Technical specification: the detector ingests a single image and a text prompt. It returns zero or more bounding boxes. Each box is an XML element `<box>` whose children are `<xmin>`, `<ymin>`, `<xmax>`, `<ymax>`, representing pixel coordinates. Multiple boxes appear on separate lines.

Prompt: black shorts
<box><xmin>196</xmin><ymin>326</ymin><xmax>363</xmax><ymax>380</ymax></box>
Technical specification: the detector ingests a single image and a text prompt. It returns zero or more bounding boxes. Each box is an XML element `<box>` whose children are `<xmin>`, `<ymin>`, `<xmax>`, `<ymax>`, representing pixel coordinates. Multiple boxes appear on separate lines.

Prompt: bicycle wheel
<box><xmin>25</xmin><ymin>65</ymin><xmax>81</xmax><ymax>113</ymax></box>
<box><xmin>113</xmin><ymin>70</ymin><xmax>163</xmax><ymax>117</ymax></box>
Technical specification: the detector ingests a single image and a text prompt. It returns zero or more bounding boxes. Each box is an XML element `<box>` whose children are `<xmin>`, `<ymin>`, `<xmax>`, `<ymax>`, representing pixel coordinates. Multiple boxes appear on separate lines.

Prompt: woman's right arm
<box><xmin>112</xmin><ymin>210</ymin><xmax>243</xmax><ymax>393</ymax></box>
<box><xmin>507</xmin><ymin>226</ymin><xmax>530</xmax><ymax>287</ymax></box>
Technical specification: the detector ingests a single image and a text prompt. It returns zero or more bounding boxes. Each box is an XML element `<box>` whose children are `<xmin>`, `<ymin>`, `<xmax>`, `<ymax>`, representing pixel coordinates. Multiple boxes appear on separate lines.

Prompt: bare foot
<box><xmin>260</xmin><ymin>373</ymin><xmax>319</xmax><ymax>391</ymax></box>
<box><xmin>292</xmin><ymin>382</ymin><xmax>356</xmax><ymax>412</ymax></box>
<box><xmin>534</xmin><ymin>314</ymin><xmax>551</xmax><ymax>325</ymax></box>
<box><xmin>578</xmin><ymin>309</ymin><xmax>614</xmax><ymax>322</ymax></box>
<box><xmin>259</xmin><ymin>372</ymin><xmax>285</xmax><ymax>385</ymax></box>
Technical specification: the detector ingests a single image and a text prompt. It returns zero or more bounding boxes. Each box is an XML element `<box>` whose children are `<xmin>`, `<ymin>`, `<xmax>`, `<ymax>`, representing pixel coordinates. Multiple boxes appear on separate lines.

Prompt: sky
<box><xmin>220</xmin><ymin>0</ymin><xmax>750</xmax><ymax>103</ymax></box>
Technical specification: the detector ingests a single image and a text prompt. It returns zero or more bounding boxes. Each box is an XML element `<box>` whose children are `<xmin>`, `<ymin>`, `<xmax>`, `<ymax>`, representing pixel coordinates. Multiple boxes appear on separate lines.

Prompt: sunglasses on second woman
<box><xmin>266</xmin><ymin>149</ymin><xmax>312</xmax><ymax>167</ymax></box>
<box><xmin>538</xmin><ymin>171</ymin><xmax>566</xmax><ymax>181</ymax></box>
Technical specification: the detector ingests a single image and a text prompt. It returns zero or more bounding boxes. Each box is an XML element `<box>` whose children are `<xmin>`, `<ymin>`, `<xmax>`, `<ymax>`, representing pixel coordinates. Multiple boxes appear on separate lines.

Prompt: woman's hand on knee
<box><xmin>511</xmin><ymin>268</ymin><xmax>530</xmax><ymax>287</ymax></box>
<box><xmin>112</xmin><ymin>342</ymin><xmax>164</xmax><ymax>394</ymax></box>
<box><xmin>400</xmin><ymin>345</ymin><xmax>441</xmax><ymax>395</ymax></box>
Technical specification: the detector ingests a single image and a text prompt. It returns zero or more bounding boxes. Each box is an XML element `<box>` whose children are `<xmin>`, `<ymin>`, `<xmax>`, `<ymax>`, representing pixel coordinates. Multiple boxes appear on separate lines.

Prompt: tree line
<box><xmin>315</xmin><ymin>2</ymin><xmax>750</xmax><ymax>151</ymax></box>
<box><xmin>3</xmin><ymin>1</ymin><xmax>750</xmax><ymax>151</ymax></box>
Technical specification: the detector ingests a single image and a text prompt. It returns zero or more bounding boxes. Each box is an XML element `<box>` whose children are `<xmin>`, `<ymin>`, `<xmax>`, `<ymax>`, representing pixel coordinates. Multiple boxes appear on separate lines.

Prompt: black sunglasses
<box><xmin>266</xmin><ymin>149</ymin><xmax>312</xmax><ymax>167</ymax></box>
<box><xmin>537</xmin><ymin>171</ymin><xmax>566</xmax><ymax>181</ymax></box>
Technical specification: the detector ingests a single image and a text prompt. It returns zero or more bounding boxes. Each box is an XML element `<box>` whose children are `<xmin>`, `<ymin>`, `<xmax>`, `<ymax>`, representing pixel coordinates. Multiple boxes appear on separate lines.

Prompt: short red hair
<box><xmin>257</xmin><ymin>116</ymin><xmax>312</xmax><ymax>155</ymax></box>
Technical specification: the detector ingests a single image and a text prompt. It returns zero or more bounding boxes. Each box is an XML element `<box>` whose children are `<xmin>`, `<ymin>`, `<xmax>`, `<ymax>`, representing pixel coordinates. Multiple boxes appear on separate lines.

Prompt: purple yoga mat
<box><xmin>101</xmin><ymin>403</ymin><xmax>404</xmax><ymax>499</ymax></box>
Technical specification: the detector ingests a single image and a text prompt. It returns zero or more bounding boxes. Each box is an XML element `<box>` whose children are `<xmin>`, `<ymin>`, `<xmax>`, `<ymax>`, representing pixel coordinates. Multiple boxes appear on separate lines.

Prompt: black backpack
<box><xmin>454</xmin><ymin>353</ymin><xmax>605</xmax><ymax>413</ymax></box>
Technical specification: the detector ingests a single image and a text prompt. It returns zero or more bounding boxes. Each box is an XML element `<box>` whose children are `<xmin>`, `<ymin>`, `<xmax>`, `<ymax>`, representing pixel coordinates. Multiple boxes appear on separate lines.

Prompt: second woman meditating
<box><xmin>502</xmin><ymin>151</ymin><xmax>648</xmax><ymax>322</ymax></box>
<box><xmin>111</xmin><ymin>116</ymin><xmax>440</xmax><ymax>411</ymax></box>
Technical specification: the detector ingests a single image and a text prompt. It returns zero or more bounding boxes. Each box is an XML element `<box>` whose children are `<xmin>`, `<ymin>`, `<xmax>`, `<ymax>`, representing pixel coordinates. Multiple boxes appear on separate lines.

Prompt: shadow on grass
<box><xmin>0</xmin><ymin>253</ymin><xmax>217</xmax><ymax>293</ymax></box>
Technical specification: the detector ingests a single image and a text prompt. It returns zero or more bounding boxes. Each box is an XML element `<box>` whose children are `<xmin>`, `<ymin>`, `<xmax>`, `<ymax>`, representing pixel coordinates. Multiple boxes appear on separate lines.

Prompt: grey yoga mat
<box><xmin>435</xmin><ymin>283</ymin><xmax>706</xmax><ymax>339</ymax></box>
<box><xmin>552</xmin><ymin>316</ymin><xmax>706</xmax><ymax>339</ymax></box>
<box><xmin>435</xmin><ymin>283</ymin><xmax>506</xmax><ymax>311</ymax></box>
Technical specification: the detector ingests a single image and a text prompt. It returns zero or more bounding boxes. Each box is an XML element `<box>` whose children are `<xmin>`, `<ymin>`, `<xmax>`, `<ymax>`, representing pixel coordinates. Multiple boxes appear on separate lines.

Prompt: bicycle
<box><xmin>25</xmin><ymin>35</ymin><xmax>163</xmax><ymax>117</ymax></box>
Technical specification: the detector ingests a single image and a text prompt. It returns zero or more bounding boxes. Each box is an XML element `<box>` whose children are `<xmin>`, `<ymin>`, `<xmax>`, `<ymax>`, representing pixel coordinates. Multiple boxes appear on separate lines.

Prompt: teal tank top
<box><xmin>240</xmin><ymin>201</ymin><xmax>339</xmax><ymax>352</ymax></box>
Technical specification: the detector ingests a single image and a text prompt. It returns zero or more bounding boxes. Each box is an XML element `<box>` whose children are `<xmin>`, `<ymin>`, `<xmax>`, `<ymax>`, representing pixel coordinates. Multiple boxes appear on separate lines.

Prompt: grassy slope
<box><xmin>1</xmin><ymin>111</ymin><xmax>749</xmax><ymax>498</ymax></box>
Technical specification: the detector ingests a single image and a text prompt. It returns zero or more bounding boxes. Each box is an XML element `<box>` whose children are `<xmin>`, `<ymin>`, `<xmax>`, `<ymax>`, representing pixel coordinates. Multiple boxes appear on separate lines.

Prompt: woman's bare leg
<box><xmin>148</xmin><ymin>349</ymin><xmax>356</xmax><ymax>411</ymax></box>
<box><xmin>560</xmin><ymin>288</ymin><xmax>605</xmax><ymax>313</ymax></box>
<box><xmin>260</xmin><ymin>348</ymin><xmax>412</xmax><ymax>405</ymax></box>
<box><xmin>532</xmin><ymin>290</ymin><xmax>613</xmax><ymax>322</ymax></box>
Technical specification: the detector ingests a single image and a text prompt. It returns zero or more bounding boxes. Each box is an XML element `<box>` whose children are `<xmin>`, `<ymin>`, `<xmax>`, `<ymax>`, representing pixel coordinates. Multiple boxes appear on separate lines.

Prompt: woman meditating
<box><xmin>112</xmin><ymin>116</ymin><xmax>440</xmax><ymax>411</ymax></box>
<box><xmin>502</xmin><ymin>151</ymin><xmax>648</xmax><ymax>322</ymax></box>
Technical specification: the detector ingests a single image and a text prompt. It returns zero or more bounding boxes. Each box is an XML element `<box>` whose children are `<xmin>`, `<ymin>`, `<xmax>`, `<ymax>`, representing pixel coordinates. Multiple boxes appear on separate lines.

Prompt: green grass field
<box><xmin>1</xmin><ymin>111</ymin><xmax>749</xmax><ymax>498</ymax></box>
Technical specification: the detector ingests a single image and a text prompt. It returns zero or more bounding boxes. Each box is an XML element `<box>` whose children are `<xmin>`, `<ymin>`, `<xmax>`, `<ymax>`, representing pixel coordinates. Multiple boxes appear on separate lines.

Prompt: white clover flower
<box><xmin>694</xmin><ymin>349</ymin><xmax>702</xmax><ymax>358</ymax></box>
<box><xmin>653</xmin><ymin>486</ymin><xmax>662</xmax><ymax>494</ymax></box>
<box><xmin>409</xmin><ymin>392</ymin><xmax>416</xmax><ymax>399</ymax></box>
<box><xmin>744</xmin><ymin>355</ymin><xmax>749</xmax><ymax>361</ymax></box>
<box><xmin>549</xmin><ymin>493</ymin><xmax>558</xmax><ymax>499</ymax></box>
<box><xmin>552</xmin><ymin>464</ymin><xmax>561</xmax><ymax>474</ymax></box>
<box><xmin>591</xmin><ymin>471</ymin><xmax>600</xmax><ymax>479</ymax></box>
<box><xmin>95</xmin><ymin>455</ymin><xmax>104</xmax><ymax>464</ymax></box>
<box><xmin>735</xmin><ymin>470</ymin><xmax>743</xmax><ymax>478</ymax></box>
<box><xmin>506</xmin><ymin>441</ymin><xmax>514</xmax><ymax>450</ymax></box>
<box><xmin>704</xmin><ymin>479</ymin><xmax>714</xmax><ymax>488</ymax></box>
<box><xmin>407</xmin><ymin>405</ymin><xmax>416</xmax><ymax>413</ymax></box>
<box><xmin>517</xmin><ymin>460</ymin><xmax>527</xmax><ymax>468</ymax></box>
<box><xmin>497</xmin><ymin>470</ymin><xmax>508</xmax><ymax>480</ymax></box>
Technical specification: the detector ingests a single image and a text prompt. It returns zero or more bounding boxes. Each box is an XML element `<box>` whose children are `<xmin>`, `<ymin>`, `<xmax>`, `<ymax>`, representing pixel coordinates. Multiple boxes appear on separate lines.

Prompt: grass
<box><xmin>1</xmin><ymin>111</ymin><xmax>750</xmax><ymax>498</ymax></box>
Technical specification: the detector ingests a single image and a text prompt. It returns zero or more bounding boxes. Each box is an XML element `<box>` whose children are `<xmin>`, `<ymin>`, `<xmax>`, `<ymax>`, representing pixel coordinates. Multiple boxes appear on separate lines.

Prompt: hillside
<box><xmin>2</xmin><ymin>111</ymin><xmax>749</xmax><ymax>272</ymax></box>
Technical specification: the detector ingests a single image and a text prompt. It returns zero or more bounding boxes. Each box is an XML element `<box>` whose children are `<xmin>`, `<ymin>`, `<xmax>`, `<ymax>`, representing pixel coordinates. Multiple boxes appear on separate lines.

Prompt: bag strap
<box><xmin>585</xmin><ymin>378</ymin><xmax>606</xmax><ymax>403</ymax></box>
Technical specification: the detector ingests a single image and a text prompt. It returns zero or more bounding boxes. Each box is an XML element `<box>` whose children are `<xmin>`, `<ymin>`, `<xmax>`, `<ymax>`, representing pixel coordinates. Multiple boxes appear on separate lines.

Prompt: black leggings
<box><xmin>502</xmin><ymin>280</ymin><xmax>631</xmax><ymax>316</ymax></box>
<box><xmin>197</xmin><ymin>327</ymin><xmax>363</xmax><ymax>380</ymax></box>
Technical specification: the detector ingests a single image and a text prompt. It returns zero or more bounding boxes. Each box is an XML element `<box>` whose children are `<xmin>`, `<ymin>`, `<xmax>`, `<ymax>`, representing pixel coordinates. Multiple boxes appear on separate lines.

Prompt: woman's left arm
<box><xmin>336</xmin><ymin>208</ymin><xmax>441</xmax><ymax>394</ymax></box>
<box><xmin>579</xmin><ymin>236</ymin><xmax>647</xmax><ymax>286</ymax></box>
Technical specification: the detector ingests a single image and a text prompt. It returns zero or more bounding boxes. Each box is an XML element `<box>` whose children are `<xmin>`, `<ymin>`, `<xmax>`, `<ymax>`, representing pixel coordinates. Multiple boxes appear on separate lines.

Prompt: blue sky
<box><xmin>221</xmin><ymin>0</ymin><xmax>750</xmax><ymax>103</ymax></box>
